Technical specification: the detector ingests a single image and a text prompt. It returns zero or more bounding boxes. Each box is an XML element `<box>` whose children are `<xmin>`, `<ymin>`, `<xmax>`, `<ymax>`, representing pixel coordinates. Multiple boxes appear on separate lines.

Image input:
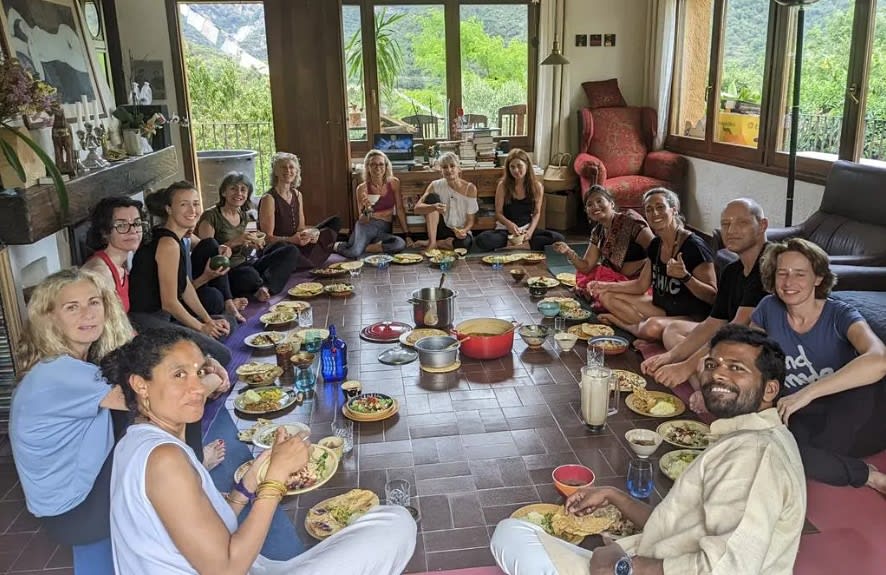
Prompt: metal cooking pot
<box><xmin>414</xmin><ymin>335</ymin><xmax>460</xmax><ymax>368</ymax></box>
<box><xmin>452</xmin><ymin>318</ymin><xmax>519</xmax><ymax>360</ymax></box>
<box><xmin>408</xmin><ymin>287</ymin><xmax>457</xmax><ymax>328</ymax></box>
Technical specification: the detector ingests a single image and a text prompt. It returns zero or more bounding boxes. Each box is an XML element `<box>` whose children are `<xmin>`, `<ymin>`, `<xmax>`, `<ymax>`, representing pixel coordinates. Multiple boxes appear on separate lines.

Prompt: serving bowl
<box><xmin>414</xmin><ymin>335</ymin><xmax>460</xmax><ymax>368</ymax></box>
<box><xmin>552</xmin><ymin>464</ymin><xmax>595</xmax><ymax>497</ymax></box>
<box><xmin>528</xmin><ymin>284</ymin><xmax>549</xmax><ymax>298</ymax></box>
<box><xmin>625</xmin><ymin>429</ymin><xmax>663</xmax><ymax>458</ymax></box>
<box><xmin>553</xmin><ymin>331</ymin><xmax>578</xmax><ymax>352</ymax></box>
<box><xmin>509</xmin><ymin>268</ymin><xmax>527</xmax><ymax>283</ymax></box>
<box><xmin>589</xmin><ymin>335</ymin><xmax>629</xmax><ymax>355</ymax></box>
<box><xmin>518</xmin><ymin>324</ymin><xmax>550</xmax><ymax>348</ymax></box>
<box><xmin>537</xmin><ymin>300</ymin><xmax>561</xmax><ymax>318</ymax></box>
<box><xmin>290</xmin><ymin>351</ymin><xmax>316</xmax><ymax>369</ymax></box>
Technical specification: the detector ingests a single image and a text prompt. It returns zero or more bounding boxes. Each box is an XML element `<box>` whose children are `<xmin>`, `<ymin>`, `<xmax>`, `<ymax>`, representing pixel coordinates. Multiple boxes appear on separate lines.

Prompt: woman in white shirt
<box><xmin>105</xmin><ymin>328</ymin><xmax>416</xmax><ymax>575</ymax></box>
<box><xmin>414</xmin><ymin>152</ymin><xmax>479</xmax><ymax>251</ymax></box>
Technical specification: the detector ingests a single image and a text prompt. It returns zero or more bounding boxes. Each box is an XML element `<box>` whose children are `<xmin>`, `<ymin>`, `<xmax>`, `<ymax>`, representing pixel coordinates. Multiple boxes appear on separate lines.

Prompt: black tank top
<box><xmin>503</xmin><ymin>194</ymin><xmax>534</xmax><ymax>227</ymax></box>
<box><xmin>129</xmin><ymin>227</ymin><xmax>187</xmax><ymax>314</ymax></box>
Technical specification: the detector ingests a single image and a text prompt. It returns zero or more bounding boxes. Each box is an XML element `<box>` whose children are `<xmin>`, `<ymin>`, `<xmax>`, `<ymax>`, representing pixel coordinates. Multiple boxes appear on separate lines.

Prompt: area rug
<box><xmin>544</xmin><ymin>242</ymin><xmax>588</xmax><ymax>277</ymax></box>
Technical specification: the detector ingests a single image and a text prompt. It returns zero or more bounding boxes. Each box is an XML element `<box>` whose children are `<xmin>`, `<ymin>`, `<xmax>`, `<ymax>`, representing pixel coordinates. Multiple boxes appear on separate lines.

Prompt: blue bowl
<box><xmin>537</xmin><ymin>301</ymin><xmax>561</xmax><ymax>318</ymax></box>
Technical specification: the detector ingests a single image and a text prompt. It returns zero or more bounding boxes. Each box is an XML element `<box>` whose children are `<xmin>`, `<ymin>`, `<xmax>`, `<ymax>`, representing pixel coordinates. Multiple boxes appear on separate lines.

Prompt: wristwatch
<box><xmin>614</xmin><ymin>555</ymin><xmax>633</xmax><ymax>575</ymax></box>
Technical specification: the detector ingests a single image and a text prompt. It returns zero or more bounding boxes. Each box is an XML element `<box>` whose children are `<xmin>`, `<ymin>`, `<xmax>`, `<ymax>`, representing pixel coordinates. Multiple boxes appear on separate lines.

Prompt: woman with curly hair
<box><xmin>9</xmin><ymin>268</ymin><xmax>133</xmax><ymax>573</ymax></box>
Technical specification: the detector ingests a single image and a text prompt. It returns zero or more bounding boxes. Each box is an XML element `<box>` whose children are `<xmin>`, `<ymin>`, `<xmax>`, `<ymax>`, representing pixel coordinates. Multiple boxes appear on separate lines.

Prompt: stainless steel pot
<box><xmin>414</xmin><ymin>335</ymin><xmax>460</xmax><ymax>368</ymax></box>
<box><xmin>408</xmin><ymin>287</ymin><xmax>457</xmax><ymax>328</ymax></box>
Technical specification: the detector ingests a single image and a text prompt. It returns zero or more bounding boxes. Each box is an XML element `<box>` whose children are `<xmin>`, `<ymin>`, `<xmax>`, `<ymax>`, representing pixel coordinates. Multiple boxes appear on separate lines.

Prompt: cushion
<box><xmin>603</xmin><ymin>175</ymin><xmax>669</xmax><ymax>209</ymax></box>
<box><xmin>581</xmin><ymin>79</ymin><xmax>627</xmax><ymax>109</ymax></box>
<box><xmin>588</xmin><ymin>108</ymin><xmax>647</xmax><ymax>178</ymax></box>
<box><xmin>830</xmin><ymin>291</ymin><xmax>886</xmax><ymax>342</ymax></box>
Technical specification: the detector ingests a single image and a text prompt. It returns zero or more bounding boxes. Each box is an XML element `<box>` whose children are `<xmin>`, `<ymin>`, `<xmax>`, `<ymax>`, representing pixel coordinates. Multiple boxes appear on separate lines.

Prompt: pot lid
<box><xmin>362</xmin><ymin>321</ymin><xmax>413</xmax><ymax>342</ymax></box>
<box><xmin>378</xmin><ymin>346</ymin><xmax>418</xmax><ymax>365</ymax></box>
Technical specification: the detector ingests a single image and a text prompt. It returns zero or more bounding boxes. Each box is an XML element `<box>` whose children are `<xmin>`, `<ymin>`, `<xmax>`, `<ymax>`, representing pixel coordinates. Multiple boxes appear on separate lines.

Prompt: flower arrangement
<box><xmin>112</xmin><ymin>107</ymin><xmax>169</xmax><ymax>138</ymax></box>
<box><xmin>0</xmin><ymin>59</ymin><xmax>68</xmax><ymax>217</ymax></box>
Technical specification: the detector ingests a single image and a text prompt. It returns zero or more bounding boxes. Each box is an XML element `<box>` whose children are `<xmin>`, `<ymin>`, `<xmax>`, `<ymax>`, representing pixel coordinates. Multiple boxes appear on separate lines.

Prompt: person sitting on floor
<box><xmin>491</xmin><ymin>324</ymin><xmax>807</xmax><ymax>575</ymax></box>
<box><xmin>475</xmin><ymin>148</ymin><xmax>565</xmax><ymax>252</ymax></box>
<box><xmin>105</xmin><ymin>328</ymin><xmax>417</xmax><ymax>575</ymax></box>
<box><xmin>640</xmin><ymin>198</ymin><xmax>769</xmax><ymax>413</ymax></box>
<box><xmin>413</xmin><ymin>151</ymin><xmax>479</xmax><ymax>251</ymax></box>
<box><xmin>590</xmin><ymin>187</ymin><xmax>717</xmax><ymax>343</ymax></box>
<box><xmin>552</xmin><ymin>185</ymin><xmax>653</xmax><ymax>304</ymax></box>
<box><xmin>335</xmin><ymin>150</ymin><xmax>411</xmax><ymax>258</ymax></box>
<box><xmin>259</xmin><ymin>151</ymin><xmax>340</xmax><ymax>269</ymax></box>
<box><xmin>129</xmin><ymin>181</ymin><xmax>233</xmax><ymax>364</ymax></box>
<box><xmin>197</xmin><ymin>171</ymin><xmax>300</xmax><ymax>301</ymax></box>
<box><xmin>751</xmin><ymin>238</ymin><xmax>886</xmax><ymax>494</ymax></box>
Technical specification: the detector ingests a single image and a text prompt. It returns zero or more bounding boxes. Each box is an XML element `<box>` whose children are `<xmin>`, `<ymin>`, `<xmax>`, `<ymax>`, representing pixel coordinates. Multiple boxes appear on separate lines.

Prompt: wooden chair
<box><xmin>401</xmin><ymin>114</ymin><xmax>440</xmax><ymax>140</ymax></box>
<box><xmin>497</xmin><ymin>104</ymin><xmax>527</xmax><ymax>136</ymax></box>
<box><xmin>463</xmin><ymin>114</ymin><xmax>488</xmax><ymax>129</ymax></box>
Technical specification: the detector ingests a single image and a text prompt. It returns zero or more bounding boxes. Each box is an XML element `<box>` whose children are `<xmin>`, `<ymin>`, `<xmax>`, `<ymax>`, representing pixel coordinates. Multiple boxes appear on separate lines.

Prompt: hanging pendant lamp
<box><xmin>541</xmin><ymin>0</ymin><xmax>569</xmax><ymax>66</ymax></box>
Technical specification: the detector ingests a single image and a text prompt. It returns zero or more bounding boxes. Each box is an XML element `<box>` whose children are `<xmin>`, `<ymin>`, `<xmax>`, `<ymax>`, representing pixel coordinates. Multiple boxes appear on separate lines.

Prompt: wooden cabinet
<box><xmin>349</xmin><ymin>167</ymin><xmax>544</xmax><ymax>234</ymax></box>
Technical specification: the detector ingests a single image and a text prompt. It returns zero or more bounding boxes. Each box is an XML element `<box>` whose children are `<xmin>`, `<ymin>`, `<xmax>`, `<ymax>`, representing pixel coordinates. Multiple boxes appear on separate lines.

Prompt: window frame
<box><xmin>343</xmin><ymin>0</ymin><xmax>538</xmax><ymax>155</ymax></box>
<box><xmin>666</xmin><ymin>0</ymin><xmax>878</xmax><ymax>185</ymax></box>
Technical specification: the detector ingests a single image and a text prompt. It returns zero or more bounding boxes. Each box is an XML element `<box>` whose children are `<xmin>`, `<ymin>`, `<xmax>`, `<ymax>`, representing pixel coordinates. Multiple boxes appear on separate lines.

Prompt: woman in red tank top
<box><xmin>82</xmin><ymin>197</ymin><xmax>146</xmax><ymax>313</ymax></box>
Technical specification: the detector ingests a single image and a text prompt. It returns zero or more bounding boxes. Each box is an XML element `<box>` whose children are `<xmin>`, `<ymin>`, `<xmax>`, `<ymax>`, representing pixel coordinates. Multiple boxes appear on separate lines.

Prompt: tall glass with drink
<box><xmin>580</xmin><ymin>366</ymin><xmax>611</xmax><ymax>432</ymax></box>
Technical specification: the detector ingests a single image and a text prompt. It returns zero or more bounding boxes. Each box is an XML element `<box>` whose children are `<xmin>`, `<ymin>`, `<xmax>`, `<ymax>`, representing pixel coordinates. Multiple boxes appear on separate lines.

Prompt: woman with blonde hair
<box><xmin>751</xmin><ymin>238</ymin><xmax>886</xmax><ymax>494</ymax></box>
<box><xmin>475</xmin><ymin>148</ymin><xmax>564</xmax><ymax>252</ymax></box>
<box><xmin>10</xmin><ymin>267</ymin><xmax>133</xmax><ymax>573</ymax></box>
<box><xmin>335</xmin><ymin>149</ymin><xmax>410</xmax><ymax>257</ymax></box>
<box><xmin>414</xmin><ymin>151</ymin><xmax>478</xmax><ymax>250</ymax></box>
<box><xmin>258</xmin><ymin>151</ymin><xmax>340</xmax><ymax>269</ymax></box>
<box><xmin>591</xmin><ymin>187</ymin><xmax>717</xmax><ymax>342</ymax></box>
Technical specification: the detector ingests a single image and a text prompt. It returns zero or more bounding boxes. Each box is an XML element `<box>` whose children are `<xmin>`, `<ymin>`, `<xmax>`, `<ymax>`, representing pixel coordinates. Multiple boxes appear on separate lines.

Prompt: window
<box><xmin>668</xmin><ymin>0</ymin><xmax>880</xmax><ymax>179</ymax></box>
<box><xmin>343</xmin><ymin>0</ymin><xmax>536</xmax><ymax>150</ymax></box>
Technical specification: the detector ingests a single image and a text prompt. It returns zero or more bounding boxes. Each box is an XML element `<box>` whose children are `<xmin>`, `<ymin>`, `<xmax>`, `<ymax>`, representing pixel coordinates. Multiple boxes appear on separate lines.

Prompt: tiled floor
<box><xmin>0</xmin><ymin>257</ymin><xmax>685</xmax><ymax>574</ymax></box>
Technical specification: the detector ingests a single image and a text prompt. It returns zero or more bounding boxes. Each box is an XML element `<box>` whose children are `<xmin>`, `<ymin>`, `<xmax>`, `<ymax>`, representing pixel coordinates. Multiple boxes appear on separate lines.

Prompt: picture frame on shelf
<box><xmin>0</xmin><ymin>0</ymin><xmax>113</xmax><ymax>122</ymax></box>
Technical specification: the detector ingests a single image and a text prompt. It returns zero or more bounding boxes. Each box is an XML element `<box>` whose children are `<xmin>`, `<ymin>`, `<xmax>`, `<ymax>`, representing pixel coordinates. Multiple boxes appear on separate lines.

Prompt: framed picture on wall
<box><xmin>0</xmin><ymin>0</ymin><xmax>112</xmax><ymax>120</ymax></box>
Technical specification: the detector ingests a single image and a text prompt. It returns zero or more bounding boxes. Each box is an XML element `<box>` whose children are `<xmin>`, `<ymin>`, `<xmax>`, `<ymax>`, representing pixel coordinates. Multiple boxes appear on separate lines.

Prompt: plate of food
<box><xmin>270</xmin><ymin>300</ymin><xmax>311</xmax><ymax>315</ymax></box>
<box><xmin>540</xmin><ymin>296</ymin><xmax>582</xmax><ymax>310</ymax></box>
<box><xmin>560</xmin><ymin>307</ymin><xmax>592</xmax><ymax>321</ymax></box>
<box><xmin>659</xmin><ymin>449</ymin><xmax>701</xmax><ymax>481</ymax></box>
<box><xmin>511</xmin><ymin>503</ymin><xmax>620</xmax><ymax>544</ymax></box>
<box><xmin>588</xmin><ymin>335</ymin><xmax>629</xmax><ymax>355</ymax></box>
<box><xmin>625</xmin><ymin>389</ymin><xmax>686</xmax><ymax>418</ymax></box>
<box><xmin>235</xmin><ymin>362</ymin><xmax>284</xmax><ymax>386</ymax></box>
<box><xmin>656</xmin><ymin>420</ymin><xmax>712</xmax><ymax>450</ymax></box>
<box><xmin>392</xmin><ymin>253</ymin><xmax>424</xmax><ymax>265</ymax></box>
<box><xmin>259</xmin><ymin>309</ymin><xmax>296</xmax><ymax>327</ymax></box>
<box><xmin>234</xmin><ymin>386</ymin><xmax>301</xmax><ymax>415</ymax></box>
<box><xmin>399</xmin><ymin>328</ymin><xmax>448</xmax><ymax>347</ymax></box>
<box><xmin>519</xmin><ymin>252</ymin><xmax>547</xmax><ymax>264</ymax></box>
<box><xmin>324</xmin><ymin>283</ymin><xmax>355</xmax><ymax>297</ymax></box>
<box><xmin>556</xmin><ymin>272</ymin><xmax>577</xmax><ymax>287</ymax></box>
<box><xmin>423</xmin><ymin>248</ymin><xmax>460</xmax><ymax>260</ymax></box>
<box><xmin>600</xmin><ymin>506</ymin><xmax>641</xmax><ymax>538</ymax></box>
<box><xmin>237</xmin><ymin>418</ymin><xmax>273</xmax><ymax>443</ymax></box>
<box><xmin>251</xmin><ymin>422</ymin><xmax>311</xmax><ymax>450</ymax></box>
<box><xmin>334</xmin><ymin>260</ymin><xmax>364</xmax><ymax>271</ymax></box>
<box><xmin>343</xmin><ymin>394</ymin><xmax>399</xmax><ymax>422</ymax></box>
<box><xmin>482</xmin><ymin>254</ymin><xmax>522</xmax><ymax>265</ymax></box>
<box><xmin>288</xmin><ymin>282</ymin><xmax>325</xmax><ymax>298</ymax></box>
<box><xmin>311</xmin><ymin>266</ymin><xmax>348</xmax><ymax>278</ymax></box>
<box><xmin>244</xmin><ymin>331</ymin><xmax>286</xmax><ymax>350</ymax></box>
<box><xmin>363</xmin><ymin>254</ymin><xmax>394</xmax><ymax>267</ymax></box>
<box><xmin>306</xmin><ymin>489</ymin><xmax>380</xmax><ymax>540</ymax></box>
<box><xmin>526</xmin><ymin>276</ymin><xmax>560</xmax><ymax>289</ymax></box>
<box><xmin>610</xmin><ymin>369</ymin><xmax>647</xmax><ymax>393</ymax></box>
<box><xmin>256</xmin><ymin>444</ymin><xmax>339</xmax><ymax>495</ymax></box>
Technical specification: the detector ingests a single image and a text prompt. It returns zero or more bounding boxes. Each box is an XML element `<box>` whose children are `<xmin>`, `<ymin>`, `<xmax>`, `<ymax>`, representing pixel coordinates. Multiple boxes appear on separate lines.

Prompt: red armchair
<box><xmin>573</xmin><ymin>105</ymin><xmax>687</xmax><ymax>210</ymax></box>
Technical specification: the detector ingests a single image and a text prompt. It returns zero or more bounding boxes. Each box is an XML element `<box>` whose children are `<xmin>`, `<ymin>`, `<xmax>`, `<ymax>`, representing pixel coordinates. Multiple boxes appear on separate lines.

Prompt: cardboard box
<box><xmin>545</xmin><ymin>191</ymin><xmax>578</xmax><ymax>231</ymax></box>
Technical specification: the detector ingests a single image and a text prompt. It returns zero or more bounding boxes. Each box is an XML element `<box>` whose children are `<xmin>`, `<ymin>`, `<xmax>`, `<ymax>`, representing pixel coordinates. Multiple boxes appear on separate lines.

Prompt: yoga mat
<box><xmin>544</xmin><ymin>243</ymin><xmax>588</xmax><ymax>276</ymax></box>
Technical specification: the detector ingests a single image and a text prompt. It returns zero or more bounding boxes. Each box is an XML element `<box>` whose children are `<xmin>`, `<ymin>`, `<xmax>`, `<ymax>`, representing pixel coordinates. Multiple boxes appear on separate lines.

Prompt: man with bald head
<box><xmin>641</xmin><ymin>198</ymin><xmax>769</xmax><ymax>412</ymax></box>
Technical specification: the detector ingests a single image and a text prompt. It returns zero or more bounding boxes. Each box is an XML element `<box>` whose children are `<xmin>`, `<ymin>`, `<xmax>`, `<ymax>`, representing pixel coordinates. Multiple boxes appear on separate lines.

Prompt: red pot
<box><xmin>452</xmin><ymin>318</ymin><xmax>518</xmax><ymax>360</ymax></box>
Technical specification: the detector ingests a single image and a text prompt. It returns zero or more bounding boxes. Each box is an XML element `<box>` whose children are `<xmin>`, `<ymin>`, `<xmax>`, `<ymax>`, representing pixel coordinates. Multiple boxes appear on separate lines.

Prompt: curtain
<box><xmin>534</xmin><ymin>0</ymin><xmax>571</xmax><ymax>166</ymax></box>
<box><xmin>643</xmin><ymin>0</ymin><xmax>678</xmax><ymax>150</ymax></box>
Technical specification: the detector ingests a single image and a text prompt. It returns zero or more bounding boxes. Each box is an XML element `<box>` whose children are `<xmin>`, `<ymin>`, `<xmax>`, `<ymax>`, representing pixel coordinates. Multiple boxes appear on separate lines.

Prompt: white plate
<box><xmin>245</xmin><ymin>331</ymin><xmax>286</xmax><ymax>350</ymax></box>
<box><xmin>252</xmin><ymin>422</ymin><xmax>311</xmax><ymax>449</ymax></box>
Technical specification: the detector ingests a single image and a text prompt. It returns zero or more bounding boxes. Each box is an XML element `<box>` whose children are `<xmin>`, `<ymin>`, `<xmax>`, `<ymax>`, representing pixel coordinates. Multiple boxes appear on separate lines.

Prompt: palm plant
<box><xmin>345</xmin><ymin>7</ymin><xmax>405</xmax><ymax>97</ymax></box>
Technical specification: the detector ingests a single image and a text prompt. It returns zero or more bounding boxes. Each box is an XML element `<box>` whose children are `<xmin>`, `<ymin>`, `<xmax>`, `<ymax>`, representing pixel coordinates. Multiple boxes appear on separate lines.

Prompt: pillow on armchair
<box><xmin>581</xmin><ymin>78</ymin><xmax>627</xmax><ymax>109</ymax></box>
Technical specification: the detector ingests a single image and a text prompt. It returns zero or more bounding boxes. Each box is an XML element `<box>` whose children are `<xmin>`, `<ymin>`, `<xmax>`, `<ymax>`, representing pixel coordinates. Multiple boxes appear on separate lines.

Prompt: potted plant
<box><xmin>0</xmin><ymin>59</ymin><xmax>68</xmax><ymax>218</ymax></box>
<box><xmin>112</xmin><ymin>106</ymin><xmax>167</xmax><ymax>156</ymax></box>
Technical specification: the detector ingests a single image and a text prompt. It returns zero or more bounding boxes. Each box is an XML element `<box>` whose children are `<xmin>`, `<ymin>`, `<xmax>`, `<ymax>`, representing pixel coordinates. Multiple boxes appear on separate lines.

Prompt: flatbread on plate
<box><xmin>306</xmin><ymin>489</ymin><xmax>380</xmax><ymax>539</ymax></box>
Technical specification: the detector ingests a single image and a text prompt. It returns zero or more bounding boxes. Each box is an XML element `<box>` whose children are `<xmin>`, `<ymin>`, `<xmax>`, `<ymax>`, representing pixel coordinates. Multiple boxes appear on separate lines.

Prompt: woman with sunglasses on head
<box><xmin>552</xmin><ymin>185</ymin><xmax>653</xmax><ymax>306</ymax></box>
<box><xmin>197</xmin><ymin>172</ymin><xmax>300</xmax><ymax>300</ymax></box>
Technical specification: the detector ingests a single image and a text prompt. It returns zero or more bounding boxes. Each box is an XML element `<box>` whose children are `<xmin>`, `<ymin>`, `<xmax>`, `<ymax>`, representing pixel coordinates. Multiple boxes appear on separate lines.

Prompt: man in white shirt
<box><xmin>491</xmin><ymin>324</ymin><xmax>807</xmax><ymax>575</ymax></box>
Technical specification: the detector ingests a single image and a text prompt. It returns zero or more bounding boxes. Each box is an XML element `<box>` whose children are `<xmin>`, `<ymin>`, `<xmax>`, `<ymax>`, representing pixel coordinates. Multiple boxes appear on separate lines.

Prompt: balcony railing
<box><xmin>192</xmin><ymin>121</ymin><xmax>275</xmax><ymax>191</ymax></box>
<box><xmin>788</xmin><ymin>113</ymin><xmax>886</xmax><ymax>161</ymax></box>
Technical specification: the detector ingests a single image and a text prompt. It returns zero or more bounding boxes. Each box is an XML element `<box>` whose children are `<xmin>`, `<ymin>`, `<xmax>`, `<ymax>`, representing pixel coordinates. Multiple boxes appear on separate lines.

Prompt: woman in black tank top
<box><xmin>475</xmin><ymin>148</ymin><xmax>565</xmax><ymax>252</ymax></box>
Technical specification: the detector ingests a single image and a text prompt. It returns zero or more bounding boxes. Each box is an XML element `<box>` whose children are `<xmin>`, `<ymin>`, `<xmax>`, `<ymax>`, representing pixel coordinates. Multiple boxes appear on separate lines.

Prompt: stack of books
<box><xmin>472</xmin><ymin>129</ymin><xmax>497</xmax><ymax>168</ymax></box>
<box><xmin>458</xmin><ymin>140</ymin><xmax>477</xmax><ymax>167</ymax></box>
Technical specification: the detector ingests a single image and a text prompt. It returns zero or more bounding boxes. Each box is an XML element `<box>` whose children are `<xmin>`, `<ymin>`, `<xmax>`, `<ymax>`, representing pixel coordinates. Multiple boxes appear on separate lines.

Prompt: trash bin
<box><xmin>196</xmin><ymin>150</ymin><xmax>258</xmax><ymax>206</ymax></box>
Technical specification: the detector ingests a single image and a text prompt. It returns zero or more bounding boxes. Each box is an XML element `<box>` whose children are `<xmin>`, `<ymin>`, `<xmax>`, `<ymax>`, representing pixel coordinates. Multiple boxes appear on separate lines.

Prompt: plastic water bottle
<box><xmin>320</xmin><ymin>324</ymin><xmax>348</xmax><ymax>382</ymax></box>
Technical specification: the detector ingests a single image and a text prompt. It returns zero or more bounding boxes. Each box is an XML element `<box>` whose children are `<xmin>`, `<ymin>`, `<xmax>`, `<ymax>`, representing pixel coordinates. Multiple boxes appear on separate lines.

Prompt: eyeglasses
<box><xmin>112</xmin><ymin>220</ymin><xmax>145</xmax><ymax>233</ymax></box>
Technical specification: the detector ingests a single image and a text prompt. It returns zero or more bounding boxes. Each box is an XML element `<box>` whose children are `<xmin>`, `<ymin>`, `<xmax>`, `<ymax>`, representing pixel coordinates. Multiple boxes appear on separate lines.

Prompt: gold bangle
<box><xmin>256</xmin><ymin>484</ymin><xmax>288</xmax><ymax>499</ymax></box>
<box><xmin>256</xmin><ymin>492</ymin><xmax>283</xmax><ymax>502</ymax></box>
<box><xmin>225</xmin><ymin>492</ymin><xmax>248</xmax><ymax>505</ymax></box>
<box><xmin>257</xmin><ymin>480</ymin><xmax>288</xmax><ymax>494</ymax></box>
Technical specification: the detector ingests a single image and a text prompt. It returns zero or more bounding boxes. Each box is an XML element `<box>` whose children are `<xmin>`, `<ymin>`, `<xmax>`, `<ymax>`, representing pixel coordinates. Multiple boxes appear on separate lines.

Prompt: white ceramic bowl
<box><xmin>624</xmin><ymin>429</ymin><xmax>663</xmax><ymax>458</ymax></box>
<box><xmin>554</xmin><ymin>331</ymin><xmax>578</xmax><ymax>352</ymax></box>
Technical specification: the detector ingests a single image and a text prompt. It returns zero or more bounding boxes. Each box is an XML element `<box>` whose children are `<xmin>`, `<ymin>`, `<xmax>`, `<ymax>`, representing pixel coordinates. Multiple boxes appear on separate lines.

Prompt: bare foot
<box><xmin>688</xmin><ymin>390</ymin><xmax>709</xmax><ymax>414</ymax></box>
<box><xmin>365</xmin><ymin>242</ymin><xmax>384</xmax><ymax>254</ymax></box>
<box><xmin>203</xmin><ymin>439</ymin><xmax>226</xmax><ymax>471</ymax></box>
<box><xmin>867</xmin><ymin>464</ymin><xmax>886</xmax><ymax>495</ymax></box>
<box><xmin>413</xmin><ymin>239</ymin><xmax>429</xmax><ymax>249</ymax></box>
<box><xmin>254</xmin><ymin>286</ymin><xmax>271</xmax><ymax>302</ymax></box>
<box><xmin>233</xmin><ymin>297</ymin><xmax>249</xmax><ymax>310</ymax></box>
<box><xmin>597</xmin><ymin>313</ymin><xmax>617</xmax><ymax>326</ymax></box>
<box><xmin>224</xmin><ymin>301</ymin><xmax>247</xmax><ymax>324</ymax></box>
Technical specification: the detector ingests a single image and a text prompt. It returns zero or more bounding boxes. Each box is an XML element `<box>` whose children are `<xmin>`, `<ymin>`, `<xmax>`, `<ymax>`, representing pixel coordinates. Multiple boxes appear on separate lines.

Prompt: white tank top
<box><xmin>111</xmin><ymin>424</ymin><xmax>238</xmax><ymax>574</ymax></box>
<box><xmin>431</xmin><ymin>179</ymin><xmax>479</xmax><ymax>229</ymax></box>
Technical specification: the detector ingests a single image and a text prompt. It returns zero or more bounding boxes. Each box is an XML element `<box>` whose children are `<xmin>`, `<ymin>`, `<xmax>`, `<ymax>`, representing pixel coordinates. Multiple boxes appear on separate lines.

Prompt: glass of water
<box><xmin>297</xmin><ymin>305</ymin><xmax>313</xmax><ymax>328</ymax></box>
<box><xmin>331</xmin><ymin>419</ymin><xmax>353</xmax><ymax>454</ymax></box>
<box><xmin>385</xmin><ymin>478</ymin><xmax>411</xmax><ymax>507</ymax></box>
<box><xmin>587</xmin><ymin>343</ymin><xmax>604</xmax><ymax>367</ymax></box>
<box><xmin>349</xmin><ymin>266</ymin><xmax>362</xmax><ymax>281</ymax></box>
<box><xmin>553</xmin><ymin>317</ymin><xmax>566</xmax><ymax>334</ymax></box>
<box><xmin>626</xmin><ymin>459</ymin><xmax>654</xmax><ymax>499</ymax></box>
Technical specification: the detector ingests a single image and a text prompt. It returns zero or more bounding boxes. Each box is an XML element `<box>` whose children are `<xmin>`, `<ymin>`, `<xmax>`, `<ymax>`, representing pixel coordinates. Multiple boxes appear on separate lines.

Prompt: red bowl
<box><xmin>552</xmin><ymin>464</ymin><xmax>595</xmax><ymax>497</ymax></box>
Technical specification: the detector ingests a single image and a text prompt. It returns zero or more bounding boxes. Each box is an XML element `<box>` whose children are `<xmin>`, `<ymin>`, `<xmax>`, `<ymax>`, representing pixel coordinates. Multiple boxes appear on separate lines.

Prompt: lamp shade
<box><xmin>772</xmin><ymin>0</ymin><xmax>819</xmax><ymax>5</ymax></box>
<box><xmin>541</xmin><ymin>39</ymin><xmax>569</xmax><ymax>66</ymax></box>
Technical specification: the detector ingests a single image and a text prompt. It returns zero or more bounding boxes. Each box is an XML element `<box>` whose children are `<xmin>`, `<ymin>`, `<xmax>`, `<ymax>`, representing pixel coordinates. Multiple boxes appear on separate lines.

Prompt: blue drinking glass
<box><xmin>626</xmin><ymin>459</ymin><xmax>654</xmax><ymax>499</ymax></box>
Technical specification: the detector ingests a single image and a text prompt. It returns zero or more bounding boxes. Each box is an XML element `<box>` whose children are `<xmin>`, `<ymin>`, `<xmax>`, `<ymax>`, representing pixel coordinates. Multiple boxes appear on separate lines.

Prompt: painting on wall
<box><xmin>589</xmin><ymin>34</ymin><xmax>602</xmax><ymax>47</ymax></box>
<box><xmin>131</xmin><ymin>59</ymin><xmax>166</xmax><ymax>101</ymax></box>
<box><xmin>0</xmin><ymin>0</ymin><xmax>110</xmax><ymax>118</ymax></box>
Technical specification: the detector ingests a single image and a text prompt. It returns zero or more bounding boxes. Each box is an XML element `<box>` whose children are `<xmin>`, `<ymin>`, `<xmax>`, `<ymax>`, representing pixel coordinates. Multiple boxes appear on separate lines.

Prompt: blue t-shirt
<box><xmin>752</xmin><ymin>295</ymin><xmax>864</xmax><ymax>395</ymax></box>
<box><xmin>9</xmin><ymin>355</ymin><xmax>114</xmax><ymax>517</ymax></box>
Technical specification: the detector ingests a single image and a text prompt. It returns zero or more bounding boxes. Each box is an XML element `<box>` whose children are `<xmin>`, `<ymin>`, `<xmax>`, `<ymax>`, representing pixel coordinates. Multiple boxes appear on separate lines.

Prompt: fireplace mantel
<box><xmin>0</xmin><ymin>146</ymin><xmax>179</xmax><ymax>245</ymax></box>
